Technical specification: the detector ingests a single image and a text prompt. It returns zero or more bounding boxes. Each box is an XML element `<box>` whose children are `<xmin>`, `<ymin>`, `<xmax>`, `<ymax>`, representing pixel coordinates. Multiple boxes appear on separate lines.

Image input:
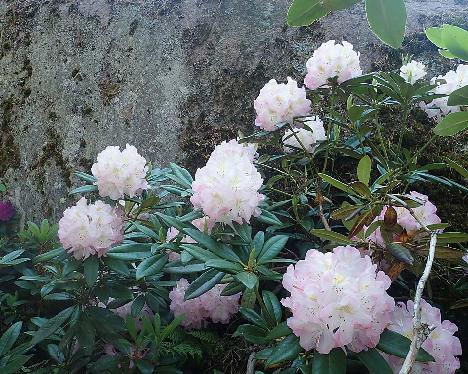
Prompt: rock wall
<box><xmin>1</xmin><ymin>0</ymin><xmax>467</xmax><ymax>223</ymax></box>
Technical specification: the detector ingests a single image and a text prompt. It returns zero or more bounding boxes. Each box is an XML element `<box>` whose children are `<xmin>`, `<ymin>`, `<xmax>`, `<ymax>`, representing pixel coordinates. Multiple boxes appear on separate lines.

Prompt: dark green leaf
<box><xmin>107</xmin><ymin>243</ymin><xmax>152</xmax><ymax>261</ymax></box>
<box><xmin>262</xmin><ymin>291</ymin><xmax>282</xmax><ymax>322</ymax></box>
<box><xmin>30</xmin><ymin>307</ymin><xmax>74</xmax><ymax>346</ymax></box>
<box><xmin>136</xmin><ymin>254</ymin><xmax>168</xmax><ymax>280</ymax></box>
<box><xmin>184</xmin><ymin>270</ymin><xmax>225</xmax><ymax>300</ymax></box>
<box><xmin>312</xmin><ymin>348</ymin><xmax>346</xmax><ymax>374</ymax></box>
<box><xmin>233</xmin><ymin>324</ymin><xmax>267</xmax><ymax>344</ymax></box>
<box><xmin>0</xmin><ymin>322</ymin><xmax>22</xmax><ymax>356</ymax></box>
<box><xmin>235</xmin><ymin>272</ymin><xmax>258</xmax><ymax>289</ymax></box>
<box><xmin>239</xmin><ymin>307</ymin><xmax>268</xmax><ymax>329</ymax></box>
<box><xmin>265</xmin><ymin>335</ymin><xmax>302</xmax><ymax>368</ymax></box>
<box><xmin>84</xmin><ymin>256</ymin><xmax>99</xmax><ymax>287</ymax></box>
<box><xmin>447</xmin><ymin>85</ymin><xmax>468</xmax><ymax>106</ymax></box>
<box><xmin>318</xmin><ymin>173</ymin><xmax>356</xmax><ymax>195</ymax></box>
<box><xmin>377</xmin><ymin>329</ymin><xmax>434</xmax><ymax>362</ymax></box>
<box><xmin>311</xmin><ymin>229</ymin><xmax>354</xmax><ymax>244</ymax></box>
<box><xmin>257</xmin><ymin>235</ymin><xmax>289</xmax><ymax>263</ymax></box>
<box><xmin>386</xmin><ymin>243</ymin><xmax>414</xmax><ymax>265</ymax></box>
<box><xmin>357</xmin><ymin>348</ymin><xmax>393</xmax><ymax>374</ymax></box>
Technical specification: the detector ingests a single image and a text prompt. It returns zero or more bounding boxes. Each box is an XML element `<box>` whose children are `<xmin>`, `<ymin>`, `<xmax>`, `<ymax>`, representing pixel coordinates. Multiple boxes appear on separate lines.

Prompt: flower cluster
<box><xmin>383</xmin><ymin>299</ymin><xmax>462</xmax><ymax>373</ymax></box>
<box><xmin>304</xmin><ymin>40</ymin><xmax>362</xmax><ymax>90</ymax></box>
<box><xmin>166</xmin><ymin>217</ymin><xmax>214</xmax><ymax>261</ymax></box>
<box><xmin>281</xmin><ymin>246</ymin><xmax>394</xmax><ymax>354</ymax></box>
<box><xmin>423</xmin><ymin>64</ymin><xmax>468</xmax><ymax>120</ymax></box>
<box><xmin>91</xmin><ymin>144</ymin><xmax>150</xmax><ymax>200</ymax></box>
<box><xmin>367</xmin><ymin>191</ymin><xmax>441</xmax><ymax>247</ymax></box>
<box><xmin>58</xmin><ymin>197</ymin><xmax>124</xmax><ymax>260</ymax></box>
<box><xmin>0</xmin><ymin>200</ymin><xmax>15</xmax><ymax>222</ymax></box>
<box><xmin>169</xmin><ymin>278</ymin><xmax>240</xmax><ymax>329</ymax></box>
<box><xmin>282</xmin><ymin>116</ymin><xmax>326</xmax><ymax>153</ymax></box>
<box><xmin>400</xmin><ymin>60</ymin><xmax>427</xmax><ymax>84</ymax></box>
<box><xmin>254</xmin><ymin>77</ymin><xmax>311</xmax><ymax>131</ymax></box>
<box><xmin>190</xmin><ymin>140</ymin><xmax>264</xmax><ymax>225</ymax></box>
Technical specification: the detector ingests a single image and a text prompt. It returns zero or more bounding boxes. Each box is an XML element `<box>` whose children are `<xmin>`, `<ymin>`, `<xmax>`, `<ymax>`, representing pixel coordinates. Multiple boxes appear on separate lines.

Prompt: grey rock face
<box><xmin>1</xmin><ymin>0</ymin><xmax>467</xmax><ymax>223</ymax></box>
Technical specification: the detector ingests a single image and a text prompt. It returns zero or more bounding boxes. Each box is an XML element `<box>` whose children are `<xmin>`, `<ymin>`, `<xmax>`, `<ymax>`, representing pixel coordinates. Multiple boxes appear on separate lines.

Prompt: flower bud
<box><xmin>384</xmin><ymin>206</ymin><xmax>398</xmax><ymax>226</ymax></box>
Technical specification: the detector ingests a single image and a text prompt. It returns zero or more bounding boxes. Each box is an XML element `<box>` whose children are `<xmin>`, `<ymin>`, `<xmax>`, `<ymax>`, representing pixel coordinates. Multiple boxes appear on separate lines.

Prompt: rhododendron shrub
<box><xmin>1</xmin><ymin>22</ymin><xmax>467</xmax><ymax>374</ymax></box>
<box><xmin>281</xmin><ymin>246</ymin><xmax>394</xmax><ymax>353</ymax></box>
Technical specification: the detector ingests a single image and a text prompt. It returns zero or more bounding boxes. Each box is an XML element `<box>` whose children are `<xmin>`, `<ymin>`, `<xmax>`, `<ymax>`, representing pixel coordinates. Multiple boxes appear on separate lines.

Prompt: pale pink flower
<box><xmin>190</xmin><ymin>140</ymin><xmax>264</xmax><ymax>225</ymax></box>
<box><xmin>383</xmin><ymin>299</ymin><xmax>462</xmax><ymax>373</ymax></box>
<box><xmin>169</xmin><ymin>278</ymin><xmax>240</xmax><ymax>329</ymax></box>
<box><xmin>304</xmin><ymin>40</ymin><xmax>362</xmax><ymax>90</ymax></box>
<box><xmin>281</xmin><ymin>246</ymin><xmax>394</xmax><ymax>354</ymax></box>
<box><xmin>58</xmin><ymin>197</ymin><xmax>123</xmax><ymax>260</ymax></box>
<box><xmin>282</xmin><ymin>116</ymin><xmax>326</xmax><ymax>153</ymax></box>
<box><xmin>254</xmin><ymin>77</ymin><xmax>311</xmax><ymax>131</ymax></box>
<box><xmin>91</xmin><ymin>144</ymin><xmax>150</xmax><ymax>200</ymax></box>
<box><xmin>423</xmin><ymin>64</ymin><xmax>468</xmax><ymax>121</ymax></box>
<box><xmin>366</xmin><ymin>192</ymin><xmax>441</xmax><ymax>247</ymax></box>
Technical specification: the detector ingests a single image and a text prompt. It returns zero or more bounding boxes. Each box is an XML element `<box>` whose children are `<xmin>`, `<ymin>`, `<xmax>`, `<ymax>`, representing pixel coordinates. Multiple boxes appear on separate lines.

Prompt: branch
<box><xmin>246</xmin><ymin>351</ymin><xmax>256</xmax><ymax>374</ymax></box>
<box><xmin>399</xmin><ymin>206</ymin><xmax>438</xmax><ymax>374</ymax></box>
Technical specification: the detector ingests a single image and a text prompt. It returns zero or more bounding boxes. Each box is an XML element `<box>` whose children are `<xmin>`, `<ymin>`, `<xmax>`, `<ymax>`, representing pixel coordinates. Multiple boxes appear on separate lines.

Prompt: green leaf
<box><xmin>33</xmin><ymin>247</ymin><xmax>65</xmax><ymax>263</ymax></box>
<box><xmin>357</xmin><ymin>348</ymin><xmax>393</xmax><ymax>374</ymax></box>
<box><xmin>74</xmin><ymin>171</ymin><xmax>96</xmax><ymax>183</ymax></box>
<box><xmin>350</xmin><ymin>181</ymin><xmax>372</xmax><ymax>198</ymax></box>
<box><xmin>184</xmin><ymin>270</ymin><xmax>225</xmax><ymax>300</ymax></box>
<box><xmin>84</xmin><ymin>256</ymin><xmax>99</xmax><ymax>287</ymax></box>
<box><xmin>425</xmin><ymin>26</ymin><xmax>445</xmax><ymax>48</ymax></box>
<box><xmin>206</xmin><ymin>259</ymin><xmax>243</xmax><ymax>273</ymax></box>
<box><xmin>386</xmin><ymin>243</ymin><xmax>414</xmax><ymax>265</ymax></box>
<box><xmin>442</xmin><ymin>24</ymin><xmax>468</xmax><ymax>61</ymax></box>
<box><xmin>183</xmin><ymin>228</ymin><xmax>218</xmax><ymax>250</ymax></box>
<box><xmin>436</xmin><ymin>232</ymin><xmax>468</xmax><ymax>244</ymax></box>
<box><xmin>287</xmin><ymin>0</ymin><xmax>359</xmax><ymax>27</ymax></box>
<box><xmin>318</xmin><ymin>173</ymin><xmax>356</xmax><ymax>195</ymax></box>
<box><xmin>239</xmin><ymin>307</ymin><xmax>269</xmax><ymax>329</ymax></box>
<box><xmin>155</xmin><ymin>212</ymin><xmax>186</xmax><ymax>231</ymax></box>
<box><xmin>103</xmin><ymin>258</ymin><xmax>130</xmax><ymax>276</ymax></box>
<box><xmin>164</xmin><ymin>262</ymin><xmax>206</xmax><ymax>274</ymax></box>
<box><xmin>445</xmin><ymin>157</ymin><xmax>468</xmax><ymax>179</ymax></box>
<box><xmin>447</xmin><ymin>85</ymin><xmax>468</xmax><ymax>106</ymax></box>
<box><xmin>30</xmin><ymin>307</ymin><xmax>74</xmax><ymax>346</ymax></box>
<box><xmin>233</xmin><ymin>324</ymin><xmax>267</xmax><ymax>344</ymax></box>
<box><xmin>256</xmin><ymin>209</ymin><xmax>283</xmax><ymax>226</ymax></box>
<box><xmin>235</xmin><ymin>272</ymin><xmax>258</xmax><ymax>289</ymax></box>
<box><xmin>311</xmin><ymin>229</ymin><xmax>354</xmax><ymax>244</ymax></box>
<box><xmin>0</xmin><ymin>322</ymin><xmax>22</xmax><ymax>356</ymax></box>
<box><xmin>433</xmin><ymin>112</ymin><xmax>468</xmax><ymax>136</ymax></box>
<box><xmin>69</xmin><ymin>184</ymin><xmax>98</xmax><ymax>195</ymax></box>
<box><xmin>312</xmin><ymin>348</ymin><xmax>347</xmax><ymax>374</ymax></box>
<box><xmin>357</xmin><ymin>155</ymin><xmax>372</xmax><ymax>185</ymax></box>
<box><xmin>257</xmin><ymin>235</ymin><xmax>289</xmax><ymax>263</ymax></box>
<box><xmin>169</xmin><ymin>163</ymin><xmax>193</xmax><ymax>189</ymax></box>
<box><xmin>266</xmin><ymin>321</ymin><xmax>292</xmax><ymax>340</ymax></box>
<box><xmin>265</xmin><ymin>335</ymin><xmax>302</xmax><ymax>367</ymax></box>
<box><xmin>262</xmin><ymin>291</ymin><xmax>282</xmax><ymax>322</ymax></box>
<box><xmin>136</xmin><ymin>254</ymin><xmax>168</xmax><ymax>280</ymax></box>
<box><xmin>1</xmin><ymin>355</ymin><xmax>33</xmax><ymax>374</ymax></box>
<box><xmin>107</xmin><ymin>243</ymin><xmax>152</xmax><ymax>261</ymax></box>
<box><xmin>365</xmin><ymin>0</ymin><xmax>406</xmax><ymax>48</ymax></box>
<box><xmin>377</xmin><ymin>329</ymin><xmax>434</xmax><ymax>362</ymax></box>
<box><xmin>180</xmin><ymin>244</ymin><xmax>220</xmax><ymax>262</ymax></box>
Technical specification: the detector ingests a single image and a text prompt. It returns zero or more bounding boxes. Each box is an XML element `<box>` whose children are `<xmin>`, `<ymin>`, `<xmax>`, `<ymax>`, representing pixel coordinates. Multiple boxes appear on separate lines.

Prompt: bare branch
<box><xmin>246</xmin><ymin>351</ymin><xmax>256</xmax><ymax>374</ymax></box>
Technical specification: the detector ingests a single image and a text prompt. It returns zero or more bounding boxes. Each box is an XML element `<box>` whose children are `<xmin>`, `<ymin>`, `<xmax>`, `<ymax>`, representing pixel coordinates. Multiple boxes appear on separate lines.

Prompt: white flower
<box><xmin>304</xmin><ymin>40</ymin><xmax>362</xmax><ymax>89</ymax></box>
<box><xmin>254</xmin><ymin>77</ymin><xmax>311</xmax><ymax>131</ymax></box>
<box><xmin>282</xmin><ymin>116</ymin><xmax>326</xmax><ymax>153</ymax></box>
<box><xmin>190</xmin><ymin>140</ymin><xmax>264</xmax><ymax>225</ymax></box>
<box><xmin>91</xmin><ymin>144</ymin><xmax>150</xmax><ymax>200</ymax></box>
<box><xmin>422</xmin><ymin>64</ymin><xmax>468</xmax><ymax>120</ymax></box>
<box><xmin>400</xmin><ymin>60</ymin><xmax>427</xmax><ymax>84</ymax></box>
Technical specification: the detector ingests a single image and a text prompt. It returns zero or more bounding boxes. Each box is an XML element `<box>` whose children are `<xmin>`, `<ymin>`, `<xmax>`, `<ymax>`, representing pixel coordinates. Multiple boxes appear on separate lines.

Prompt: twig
<box><xmin>318</xmin><ymin>199</ymin><xmax>331</xmax><ymax>231</ymax></box>
<box><xmin>246</xmin><ymin>351</ymin><xmax>256</xmax><ymax>374</ymax></box>
<box><xmin>399</xmin><ymin>207</ymin><xmax>438</xmax><ymax>374</ymax></box>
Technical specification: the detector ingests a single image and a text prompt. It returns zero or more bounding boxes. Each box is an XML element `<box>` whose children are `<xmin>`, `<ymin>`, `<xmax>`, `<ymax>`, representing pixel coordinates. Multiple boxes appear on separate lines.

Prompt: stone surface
<box><xmin>0</xmin><ymin>0</ymin><xmax>467</xmax><ymax>223</ymax></box>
